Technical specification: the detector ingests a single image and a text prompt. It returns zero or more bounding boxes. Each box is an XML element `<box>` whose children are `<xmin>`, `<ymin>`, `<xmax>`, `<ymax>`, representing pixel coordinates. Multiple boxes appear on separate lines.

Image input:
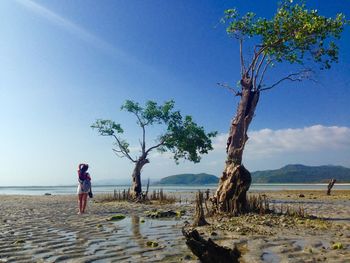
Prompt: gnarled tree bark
<box><xmin>131</xmin><ymin>156</ymin><xmax>149</xmax><ymax>198</ymax></box>
<box><xmin>214</xmin><ymin>76</ymin><xmax>259</xmax><ymax>214</ymax></box>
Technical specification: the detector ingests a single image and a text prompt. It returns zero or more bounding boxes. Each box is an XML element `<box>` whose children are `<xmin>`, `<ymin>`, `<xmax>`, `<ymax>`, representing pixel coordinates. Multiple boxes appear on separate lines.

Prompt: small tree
<box><xmin>92</xmin><ymin>100</ymin><xmax>217</xmax><ymax>198</ymax></box>
<box><xmin>214</xmin><ymin>0</ymin><xmax>347</xmax><ymax>214</ymax></box>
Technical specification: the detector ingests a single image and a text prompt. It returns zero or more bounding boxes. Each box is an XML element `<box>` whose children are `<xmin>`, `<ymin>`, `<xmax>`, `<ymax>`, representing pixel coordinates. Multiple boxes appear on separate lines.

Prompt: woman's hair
<box><xmin>81</xmin><ymin>164</ymin><xmax>89</xmax><ymax>173</ymax></box>
<box><xmin>78</xmin><ymin>164</ymin><xmax>89</xmax><ymax>178</ymax></box>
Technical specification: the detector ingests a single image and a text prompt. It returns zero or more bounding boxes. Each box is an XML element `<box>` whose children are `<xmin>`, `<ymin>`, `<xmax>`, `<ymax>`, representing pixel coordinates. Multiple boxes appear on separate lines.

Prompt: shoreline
<box><xmin>0</xmin><ymin>190</ymin><xmax>349</xmax><ymax>262</ymax></box>
<box><xmin>1</xmin><ymin>184</ymin><xmax>350</xmax><ymax>197</ymax></box>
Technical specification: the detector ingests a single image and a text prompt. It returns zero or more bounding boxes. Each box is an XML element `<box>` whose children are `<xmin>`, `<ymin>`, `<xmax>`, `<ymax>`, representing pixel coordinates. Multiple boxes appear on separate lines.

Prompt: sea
<box><xmin>0</xmin><ymin>184</ymin><xmax>350</xmax><ymax>195</ymax></box>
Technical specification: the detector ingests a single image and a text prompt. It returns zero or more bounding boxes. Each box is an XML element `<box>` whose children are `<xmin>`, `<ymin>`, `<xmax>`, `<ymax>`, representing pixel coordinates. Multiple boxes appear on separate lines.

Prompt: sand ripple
<box><xmin>0</xmin><ymin>195</ymin><xmax>192</xmax><ymax>262</ymax></box>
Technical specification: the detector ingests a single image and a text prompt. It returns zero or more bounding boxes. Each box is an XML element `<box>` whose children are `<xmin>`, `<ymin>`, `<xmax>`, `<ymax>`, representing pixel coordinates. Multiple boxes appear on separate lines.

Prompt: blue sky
<box><xmin>0</xmin><ymin>0</ymin><xmax>349</xmax><ymax>186</ymax></box>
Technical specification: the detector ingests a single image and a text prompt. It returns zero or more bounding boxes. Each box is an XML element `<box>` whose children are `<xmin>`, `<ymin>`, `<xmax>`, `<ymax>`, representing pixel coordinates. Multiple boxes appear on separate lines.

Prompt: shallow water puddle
<box><xmin>261</xmin><ymin>249</ymin><xmax>281</xmax><ymax>263</ymax></box>
<box><xmin>113</xmin><ymin>215</ymin><xmax>183</xmax><ymax>245</ymax></box>
<box><xmin>84</xmin><ymin>215</ymin><xmax>187</xmax><ymax>261</ymax></box>
<box><xmin>293</xmin><ymin>239</ymin><xmax>306</xmax><ymax>249</ymax></box>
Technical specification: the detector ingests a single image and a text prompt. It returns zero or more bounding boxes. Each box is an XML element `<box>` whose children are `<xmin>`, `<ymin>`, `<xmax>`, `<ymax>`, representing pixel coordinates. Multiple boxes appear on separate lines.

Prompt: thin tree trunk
<box><xmin>145</xmin><ymin>178</ymin><xmax>150</xmax><ymax>199</ymax></box>
<box><xmin>193</xmin><ymin>191</ymin><xmax>209</xmax><ymax>226</ymax></box>
<box><xmin>131</xmin><ymin>157</ymin><xmax>149</xmax><ymax>198</ymax></box>
<box><xmin>327</xmin><ymin>179</ymin><xmax>336</xmax><ymax>195</ymax></box>
<box><xmin>214</xmin><ymin>77</ymin><xmax>259</xmax><ymax>214</ymax></box>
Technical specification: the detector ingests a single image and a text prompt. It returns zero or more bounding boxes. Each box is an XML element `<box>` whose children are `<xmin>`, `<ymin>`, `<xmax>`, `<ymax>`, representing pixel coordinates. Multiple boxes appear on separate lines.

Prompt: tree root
<box><xmin>182</xmin><ymin>228</ymin><xmax>241</xmax><ymax>263</ymax></box>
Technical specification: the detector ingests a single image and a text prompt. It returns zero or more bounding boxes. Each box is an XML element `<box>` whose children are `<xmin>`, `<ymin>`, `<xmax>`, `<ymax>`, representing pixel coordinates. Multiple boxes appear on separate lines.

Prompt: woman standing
<box><xmin>77</xmin><ymin>163</ymin><xmax>91</xmax><ymax>214</ymax></box>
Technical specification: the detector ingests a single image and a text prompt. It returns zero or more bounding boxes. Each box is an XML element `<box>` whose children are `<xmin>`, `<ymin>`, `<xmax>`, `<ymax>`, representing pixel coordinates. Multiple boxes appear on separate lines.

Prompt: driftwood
<box><xmin>327</xmin><ymin>179</ymin><xmax>336</xmax><ymax>195</ymax></box>
<box><xmin>145</xmin><ymin>178</ymin><xmax>150</xmax><ymax>198</ymax></box>
<box><xmin>193</xmin><ymin>191</ymin><xmax>209</xmax><ymax>226</ymax></box>
<box><xmin>182</xmin><ymin>228</ymin><xmax>241</xmax><ymax>263</ymax></box>
<box><xmin>205</xmin><ymin>189</ymin><xmax>210</xmax><ymax>201</ymax></box>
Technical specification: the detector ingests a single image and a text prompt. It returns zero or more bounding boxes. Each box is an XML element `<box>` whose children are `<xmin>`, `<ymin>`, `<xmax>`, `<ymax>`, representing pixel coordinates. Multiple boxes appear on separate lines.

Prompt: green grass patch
<box><xmin>146</xmin><ymin>241</ymin><xmax>159</xmax><ymax>247</ymax></box>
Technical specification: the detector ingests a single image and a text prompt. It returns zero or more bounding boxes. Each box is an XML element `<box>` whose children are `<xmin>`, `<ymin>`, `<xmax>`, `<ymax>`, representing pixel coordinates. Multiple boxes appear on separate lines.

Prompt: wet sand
<box><xmin>199</xmin><ymin>190</ymin><xmax>350</xmax><ymax>263</ymax></box>
<box><xmin>0</xmin><ymin>190</ymin><xmax>349</xmax><ymax>262</ymax></box>
<box><xmin>0</xmin><ymin>194</ymin><xmax>193</xmax><ymax>262</ymax></box>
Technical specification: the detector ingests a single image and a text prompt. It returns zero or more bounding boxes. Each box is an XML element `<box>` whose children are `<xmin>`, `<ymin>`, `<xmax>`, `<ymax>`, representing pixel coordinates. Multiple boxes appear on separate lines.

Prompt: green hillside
<box><xmin>156</xmin><ymin>165</ymin><xmax>350</xmax><ymax>185</ymax></box>
<box><xmin>157</xmin><ymin>173</ymin><xmax>219</xmax><ymax>185</ymax></box>
<box><xmin>252</xmin><ymin>164</ymin><xmax>350</xmax><ymax>183</ymax></box>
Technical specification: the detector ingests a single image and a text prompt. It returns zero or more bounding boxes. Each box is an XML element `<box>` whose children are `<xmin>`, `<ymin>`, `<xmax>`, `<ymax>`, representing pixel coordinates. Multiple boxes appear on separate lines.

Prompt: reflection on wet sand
<box><xmin>0</xmin><ymin>195</ymin><xmax>191</xmax><ymax>262</ymax></box>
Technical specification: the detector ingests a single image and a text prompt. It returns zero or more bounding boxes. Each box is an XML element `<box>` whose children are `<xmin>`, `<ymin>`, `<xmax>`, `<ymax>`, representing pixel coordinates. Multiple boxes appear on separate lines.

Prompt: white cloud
<box><xmin>209</xmin><ymin>125</ymin><xmax>350</xmax><ymax>171</ymax></box>
<box><xmin>246</xmin><ymin>125</ymin><xmax>350</xmax><ymax>157</ymax></box>
<box><xmin>212</xmin><ymin>125</ymin><xmax>350</xmax><ymax>156</ymax></box>
<box><xmin>212</xmin><ymin>133</ymin><xmax>228</xmax><ymax>150</ymax></box>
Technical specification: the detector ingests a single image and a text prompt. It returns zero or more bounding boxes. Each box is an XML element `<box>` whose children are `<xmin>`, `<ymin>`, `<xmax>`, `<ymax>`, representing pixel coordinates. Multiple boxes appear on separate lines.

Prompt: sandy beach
<box><xmin>0</xmin><ymin>193</ymin><xmax>194</xmax><ymax>263</ymax></box>
<box><xmin>200</xmin><ymin>190</ymin><xmax>350</xmax><ymax>263</ymax></box>
<box><xmin>0</xmin><ymin>190</ymin><xmax>349</xmax><ymax>262</ymax></box>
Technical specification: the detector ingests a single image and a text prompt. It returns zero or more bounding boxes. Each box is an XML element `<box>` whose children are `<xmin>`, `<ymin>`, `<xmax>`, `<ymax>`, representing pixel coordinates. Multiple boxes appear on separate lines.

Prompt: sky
<box><xmin>0</xmin><ymin>0</ymin><xmax>349</xmax><ymax>186</ymax></box>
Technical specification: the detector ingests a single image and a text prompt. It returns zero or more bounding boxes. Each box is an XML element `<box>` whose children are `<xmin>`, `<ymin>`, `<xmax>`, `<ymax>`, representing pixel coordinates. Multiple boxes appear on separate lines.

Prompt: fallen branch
<box><xmin>182</xmin><ymin>228</ymin><xmax>241</xmax><ymax>263</ymax></box>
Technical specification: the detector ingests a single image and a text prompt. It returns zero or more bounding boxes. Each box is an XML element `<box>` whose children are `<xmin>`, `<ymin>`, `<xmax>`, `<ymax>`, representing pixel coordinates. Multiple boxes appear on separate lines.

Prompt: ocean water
<box><xmin>0</xmin><ymin>184</ymin><xmax>349</xmax><ymax>195</ymax></box>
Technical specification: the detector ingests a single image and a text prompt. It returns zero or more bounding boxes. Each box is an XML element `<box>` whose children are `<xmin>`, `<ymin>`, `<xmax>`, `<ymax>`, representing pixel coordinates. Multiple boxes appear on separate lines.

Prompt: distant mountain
<box><xmin>157</xmin><ymin>173</ymin><xmax>219</xmax><ymax>185</ymax></box>
<box><xmin>94</xmin><ymin>165</ymin><xmax>350</xmax><ymax>185</ymax></box>
<box><xmin>252</xmin><ymin>164</ymin><xmax>350</xmax><ymax>183</ymax></box>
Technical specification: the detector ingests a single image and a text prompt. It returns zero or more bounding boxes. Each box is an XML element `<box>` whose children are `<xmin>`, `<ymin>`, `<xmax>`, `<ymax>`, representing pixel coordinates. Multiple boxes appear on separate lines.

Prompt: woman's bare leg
<box><xmin>82</xmin><ymin>193</ymin><xmax>88</xmax><ymax>213</ymax></box>
<box><xmin>78</xmin><ymin>194</ymin><xmax>84</xmax><ymax>214</ymax></box>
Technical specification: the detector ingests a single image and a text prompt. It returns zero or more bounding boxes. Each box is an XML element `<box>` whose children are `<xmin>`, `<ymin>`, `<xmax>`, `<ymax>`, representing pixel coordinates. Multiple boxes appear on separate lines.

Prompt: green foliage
<box><xmin>121</xmin><ymin>99</ymin><xmax>175</xmax><ymax>126</ymax></box>
<box><xmin>160</xmin><ymin>115</ymin><xmax>217</xmax><ymax>163</ymax></box>
<box><xmin>91</xmin><ymin>119</ymin><xmax>123</xmax><ymax>136</ymax></box>
<box><xmin>146</xmin><ymin>241</ymin><xmax>159</xmax><ymax>247</ymax></box>
<box><xmin>91</xmin><ymin>119</ymin><xmax>131</xmax><ymax>155</ymax></box>
<box><xmin>332</xmin><ymin>242</ymin><xmax>344</xmax><ymax>250</ymax></box>
<box><xmin>223</xmin><ymin>0</ymin><xmax>347</xmax><ymax>69</ymax></box>
<box><xmin>157</xmin><ymin>173</ymin><xmax>219</xmax><ymax>185</ymax></box>
<box><xmin>91</xmin><ymin>100</ymin><xmax>216</xmax><ymax>164</ymax></box>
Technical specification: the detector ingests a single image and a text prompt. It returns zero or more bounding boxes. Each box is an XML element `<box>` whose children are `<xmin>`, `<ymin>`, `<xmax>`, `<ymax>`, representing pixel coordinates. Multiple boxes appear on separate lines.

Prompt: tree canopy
<box><xmin>91</xmin><ymin>100</ymin><xmax>217</xmax><ymax>164</ymax></box>
<box><xmin>220</xmin><ymin>0</ymin><xmax>348</xmax><ymax>93</ymax></box>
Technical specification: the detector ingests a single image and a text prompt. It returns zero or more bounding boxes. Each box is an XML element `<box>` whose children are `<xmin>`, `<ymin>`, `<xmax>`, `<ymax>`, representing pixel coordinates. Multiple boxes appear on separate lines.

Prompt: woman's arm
<box><xmin>78</xmin><ymin>163</ymin><xmax>85</xmax><ymax>170</ymax></box>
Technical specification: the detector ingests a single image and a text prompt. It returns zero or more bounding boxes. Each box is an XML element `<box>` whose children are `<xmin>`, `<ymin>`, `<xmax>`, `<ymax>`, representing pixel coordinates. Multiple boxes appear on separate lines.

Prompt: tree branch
<box><xmin>259</xmin><ymin>69</ymin><xmax>313</xmax><ymax>92</ymax></box>
<box><xmin>246</xmin><ymin>46</ymin><xmax>267</xmax><ymax>76</ymax></box>
<box><xmin>141</xmin><ymin>127</ymin><xmax>146</xmax><ymax>155</ymax></box>
<box><xmin>145</xmin><ymin>138</ymin><xmax>167</xmax><ymax>155</ymax></box>
<box><xmin>112</xmin><ymin>148</ymin><xmax>126</xmax><ymax>158</ymax></box>
<box><xmin>131</xmin><ymin>111</ymin><xmax>146</xmax><ymax>155</ymax></box>
<box><xmin>253</xmin><ymin>53</ymin><xmax>266</xmax><ymax>90</ymax></box>
<box><xmin>112</xmin><ymin>134</ymin><xmax>136</xmax><ymax>162</ymax></box>
<box><xmin>217</xmin><ymin>82</ymin><xmax>242</xmax><ymax>96</ymax></box>
<box><xmin>257</xmin><ymin>59</ymin><xmax>274</xmax><ymax>89</ymax></box>
<box><xmin>246</xmin><ymin>38</ymin><xmax>284</xmax><ymax>76</ymax></box>
<box><xmin>251</xmin><ymin>46</ymin><xmax>261</xmax><ymax>81</ymax></box>
<box><xmin>239</xmin><ymin>38</ymin><xmax>245</xmax><ymax>77</ymax></box>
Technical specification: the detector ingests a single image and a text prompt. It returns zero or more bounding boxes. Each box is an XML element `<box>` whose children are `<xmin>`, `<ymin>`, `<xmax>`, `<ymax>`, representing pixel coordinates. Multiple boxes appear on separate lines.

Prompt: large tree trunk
<box><xmin>214</xmin><ymin>77</ymin><xmax>259</xmax><ymax>214</ymax></box>
<box><xmin>131</xmin><ymin>157</ymin><xmax>149</xmax><ymax>198</ymax></box>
